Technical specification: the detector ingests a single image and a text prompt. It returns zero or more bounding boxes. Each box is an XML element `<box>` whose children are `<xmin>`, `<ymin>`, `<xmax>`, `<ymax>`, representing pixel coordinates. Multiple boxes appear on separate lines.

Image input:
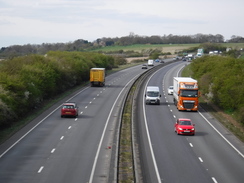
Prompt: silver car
<box><xmin>168</xmin><ymin>86</ymin><xmax>173</xmax><ymax>95</ymax></box>
<box><xmin>142</xmin><ymin>64</ymin><xmax>148</xmax><ymax>69</ymax></box>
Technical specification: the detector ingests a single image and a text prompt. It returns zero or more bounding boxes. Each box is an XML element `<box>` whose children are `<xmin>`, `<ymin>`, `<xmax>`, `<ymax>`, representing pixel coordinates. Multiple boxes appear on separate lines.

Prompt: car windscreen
<box><xmin>180</xmin><ymin>121</ymin><xmax>191</xmax><ymax>125</ymax></box>
<box><xmin>147</xmin><ymin>91</ymin><xmax>159</xmax><ymax>97</ymax></box>
<box><xmin>63</xmin><ymin>105</ymin><xmax>74</xmax><ymax>109</ymax></box>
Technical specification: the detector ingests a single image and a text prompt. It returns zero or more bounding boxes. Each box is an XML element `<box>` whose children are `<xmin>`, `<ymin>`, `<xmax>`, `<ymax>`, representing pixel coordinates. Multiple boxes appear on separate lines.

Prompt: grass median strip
<box><xmin>118</xmin><ymin>85</ymin><xmax>136</xmax><ymax>183</ymax></box>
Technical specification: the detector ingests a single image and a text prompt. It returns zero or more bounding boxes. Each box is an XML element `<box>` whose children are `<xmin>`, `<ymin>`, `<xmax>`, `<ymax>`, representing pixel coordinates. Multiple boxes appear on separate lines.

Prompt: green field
<box><xmin>93</xmin><ymin>44</ymin><xmax>199</xmax><ymax>53</ymax></box>
<box><xmin>92</xmin><ymin>43</ymin><xmax>244</xmax><ymax>53</ymax></box>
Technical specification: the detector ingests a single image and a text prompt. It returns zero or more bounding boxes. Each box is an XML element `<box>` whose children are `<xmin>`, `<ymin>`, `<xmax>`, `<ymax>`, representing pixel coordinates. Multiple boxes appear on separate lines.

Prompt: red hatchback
<box><xmin>61</xmin><ymin>102</ymin><xmax>78</xmax><ymax>118</ymax></box>
<box><xmin>175</xmin><ymin>118</ymin><xmax>195</xmax><ymax>135</ymax></box>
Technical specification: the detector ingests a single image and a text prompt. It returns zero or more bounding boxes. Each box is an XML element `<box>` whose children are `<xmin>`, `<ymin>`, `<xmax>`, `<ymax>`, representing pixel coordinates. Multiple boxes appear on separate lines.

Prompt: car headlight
<box><xmin>179</xmin><ymin>128</ymin><xmax>183</xmax><ymax>130</ymax></box>
<box><xmin>191</xmin><ymin>128</ymin><xmax>195</xmax><ymax>130</ymax></box>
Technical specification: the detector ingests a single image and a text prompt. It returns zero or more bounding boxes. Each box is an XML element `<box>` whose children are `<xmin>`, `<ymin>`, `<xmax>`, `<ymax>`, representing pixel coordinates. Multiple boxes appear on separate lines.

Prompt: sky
<box><xmin>0</xmin><ymin>0</ymin><xmax>244</xmax><ymax>48</ymax></box>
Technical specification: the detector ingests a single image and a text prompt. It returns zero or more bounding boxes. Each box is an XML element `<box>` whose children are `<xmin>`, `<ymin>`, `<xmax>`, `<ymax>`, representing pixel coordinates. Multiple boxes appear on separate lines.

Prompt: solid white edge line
<box><xmin>212</xmin><ymin>177</ymin><xmax>218</xmax><ymax>183</ymax></box>
<box><xmin>88</xmin><ymin>73</ymin><xmax>141</xmax><ymax>183</ymax></box>
<box><xmin>176</xmin><ymin>64</ymin><xmax>243</xmax><ymax>158</ymax></box>
<box><xmin>198</xmin><ymin>111</ymin><xmax>244</xmax><ymax>158</ymax></box>
<box><xmin>0</xmin><ymin>86</ymin><xmax>90</xmax><ymax>158</ymax></box>
<box><xmin>143</xmin><ymin>69</ymin><xmax>163</xmax><ymax>183</ymax></box>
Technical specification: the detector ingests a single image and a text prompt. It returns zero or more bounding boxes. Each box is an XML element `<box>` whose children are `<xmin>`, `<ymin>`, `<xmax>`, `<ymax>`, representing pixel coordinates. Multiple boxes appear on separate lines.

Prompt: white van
<box><xmin>145</xmin><ymin>86</ymin><xmax>161</xmax><ymax>105</ymax></box>
<box><xmin>148</xmin><ymin>59</ymin><xmax>154</xmax><ymax>66</ymax></box>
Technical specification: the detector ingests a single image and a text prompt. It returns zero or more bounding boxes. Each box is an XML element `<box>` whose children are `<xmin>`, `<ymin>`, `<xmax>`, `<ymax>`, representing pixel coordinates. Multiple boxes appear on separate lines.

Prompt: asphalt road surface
<box><xmin>1</xmin><ymin>60</ymin><xmax>243</xmax><ymax>183</ymax></box>
<box><xmin>135</xmin><ymin>61</ymin><xmax>244</xmax><ymax>183</ymax></box>
<box><xmin>0</xmin><ymin>64</ymin><xmax>148</xmax><ymax>183</ymax></box>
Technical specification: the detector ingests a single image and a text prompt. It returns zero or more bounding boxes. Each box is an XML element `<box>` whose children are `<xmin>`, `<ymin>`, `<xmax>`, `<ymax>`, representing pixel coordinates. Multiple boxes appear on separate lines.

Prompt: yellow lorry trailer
<box><xmin>90</xmin><ymin>68</ymin><xmax>105</xmax><ymax>87</ymax></box>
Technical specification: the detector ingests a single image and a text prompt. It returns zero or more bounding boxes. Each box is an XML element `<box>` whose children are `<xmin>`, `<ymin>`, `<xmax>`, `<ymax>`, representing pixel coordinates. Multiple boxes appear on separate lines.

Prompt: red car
<box><xmin>175</xmin><ymin>118</ymin><xmax>195</xmax><ymax>135</ymax></box>
<box><xmin>61</xmin><ymin>102</ymin><xmax>78</xmax><ymax>118</ymax></box>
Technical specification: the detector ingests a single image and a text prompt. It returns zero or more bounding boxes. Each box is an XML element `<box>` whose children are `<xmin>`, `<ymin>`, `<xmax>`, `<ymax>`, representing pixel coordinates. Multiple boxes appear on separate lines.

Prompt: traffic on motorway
<box><xmin>135</xmin><ymin>59</ymin><xmax>244</xmax><ymax>183</ymax></box>
<box><xmin>0</xmin><ymin>58</ymin><xmax>243</xmax><ymax>183</ymax></box>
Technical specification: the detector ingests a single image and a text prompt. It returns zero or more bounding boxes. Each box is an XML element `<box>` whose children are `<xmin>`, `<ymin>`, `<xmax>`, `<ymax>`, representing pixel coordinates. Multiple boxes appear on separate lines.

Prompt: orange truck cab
<box><xmin>173</xmin><ymin>77</ymin><xmax>200</xmax><ymax>111</ymax></box>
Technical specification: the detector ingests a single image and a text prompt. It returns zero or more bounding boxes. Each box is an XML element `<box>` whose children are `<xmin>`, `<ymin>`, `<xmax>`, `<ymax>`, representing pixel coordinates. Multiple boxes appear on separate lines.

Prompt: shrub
<box><xmin>190</xmin><ymin>55</ymin><xmax>244</xmax><ymax>123</ymax></box>
<box><xmin>0</xmin><ymin>51</ymin><xmax>116</xmax><ymax>127</ymax></box>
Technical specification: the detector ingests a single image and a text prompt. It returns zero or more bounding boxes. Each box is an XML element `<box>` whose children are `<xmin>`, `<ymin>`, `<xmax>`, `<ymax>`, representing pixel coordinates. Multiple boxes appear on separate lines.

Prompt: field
<box><xmin>93</xmin><ymin>43</ymin><xmax>244</xmax><ymax>54</ymax></box>
<box><xmin>93</xmin><ymin>44</ymin><xmax>199</xmax><ymax>54</ymax></box>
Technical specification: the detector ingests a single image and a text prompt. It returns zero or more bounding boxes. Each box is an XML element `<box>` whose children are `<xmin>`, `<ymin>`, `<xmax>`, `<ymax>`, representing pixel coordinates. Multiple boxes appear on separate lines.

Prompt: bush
<box><xmin>0</xmin><ymin>51</ymin><xmax>116</xmax><ymax>127</ymax></box>
<box><xmin>190</xmin><ymin>55</ymin><xmax>244</xmax><ymax>123</ymax></box>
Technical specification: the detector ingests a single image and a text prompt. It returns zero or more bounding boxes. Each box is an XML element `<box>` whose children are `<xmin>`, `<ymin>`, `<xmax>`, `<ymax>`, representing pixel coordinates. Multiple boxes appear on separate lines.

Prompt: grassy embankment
<box><xmin>181</xmin><ymin>63</ymin><xmax>244</xmax><ymax>142</ymax></box>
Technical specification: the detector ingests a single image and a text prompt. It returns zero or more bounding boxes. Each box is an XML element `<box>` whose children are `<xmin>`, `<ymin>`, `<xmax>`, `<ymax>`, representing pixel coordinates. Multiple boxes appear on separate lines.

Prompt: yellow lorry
<box><xmin>90</xmin><ymin>68</ymin><xmax>105</xmax><ymax>87</ymax></box>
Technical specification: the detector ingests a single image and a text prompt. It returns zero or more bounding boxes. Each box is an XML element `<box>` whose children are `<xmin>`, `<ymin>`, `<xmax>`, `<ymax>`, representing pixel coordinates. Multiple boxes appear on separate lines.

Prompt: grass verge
<box><xmin>182</xmin><ymin>63</ymin><xmax>244</xmax><ymax>142</ymax></box>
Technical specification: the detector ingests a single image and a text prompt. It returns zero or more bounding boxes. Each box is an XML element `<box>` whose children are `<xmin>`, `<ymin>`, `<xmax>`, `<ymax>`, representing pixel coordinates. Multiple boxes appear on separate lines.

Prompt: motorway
<box><xmin>134</xmin><ymin>61</ymin><xmax>244</xmax><ymax>183</ymax></box>
<box><xmin>0</xmin><ymin>60</ymin><xmax>243</xmax><ymax>183</ymax></box>
<box><xmin>0</xmin><ymin>64</ymin><xmax>147</xmax><ymax>183</ymax></box>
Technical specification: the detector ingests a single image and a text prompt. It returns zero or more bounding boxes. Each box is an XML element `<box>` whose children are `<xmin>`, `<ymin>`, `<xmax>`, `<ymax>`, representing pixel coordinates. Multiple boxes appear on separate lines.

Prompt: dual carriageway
<box><xmin>0</xmin><ymin>59</ymin><xmax>243</xmax><ymax>183</ymax></box>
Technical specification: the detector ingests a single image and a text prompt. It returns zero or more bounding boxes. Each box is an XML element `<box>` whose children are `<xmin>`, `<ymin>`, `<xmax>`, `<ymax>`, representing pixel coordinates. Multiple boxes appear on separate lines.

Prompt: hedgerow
<box><xmin>0</xmin><ymin>51</ymin><xmax>118</xmax><ymax>127</ymax></box>
<box><xmin>190</xmin><ymin>55</ymin><xmax>244</xmax><ymax>124</ymax></box>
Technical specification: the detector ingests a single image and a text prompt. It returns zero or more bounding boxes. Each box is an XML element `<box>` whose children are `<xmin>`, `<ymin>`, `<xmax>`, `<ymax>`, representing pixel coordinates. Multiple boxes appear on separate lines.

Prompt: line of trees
<box><xmin>98</xmin><ymin>33</ymin><xmax>225</xmax><ymax>46</ymax></box>
<box><xmin>0</xmin><ymin>51</ymin><xmax>124</xmax><ymax>128</ymax></box>
<box><xmin>190</xmin><ymin>55</ymin><xmax>244</xmax><ymax>124</ymax></box>
<box><xmin>1</xmin><ymin>33</ymin><xmax>244</xmax><ymax>59</ymax></box>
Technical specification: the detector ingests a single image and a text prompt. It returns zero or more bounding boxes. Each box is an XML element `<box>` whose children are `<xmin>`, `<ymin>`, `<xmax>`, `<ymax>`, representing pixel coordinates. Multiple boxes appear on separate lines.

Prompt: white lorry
<box><xmin>196</xmin><ymin>48</ymin><xmax>204</xmax><ymax>57</ymax></box>
<box><xmin>148</xmin><ymin>59</ymin><xmax>154</xmax><ymax>66</ymax></box>
<box><xmin>145</xmin><ymin>86</ymin><xmax>161</xmax><ymax>105</ymax></box>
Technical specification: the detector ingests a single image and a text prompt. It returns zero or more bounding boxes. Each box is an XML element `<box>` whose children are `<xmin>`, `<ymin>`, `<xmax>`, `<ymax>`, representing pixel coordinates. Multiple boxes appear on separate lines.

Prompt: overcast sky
<box><xmin>0</xmin><ymin>0</ymin><xmax>243</xmax><ymax>48</ymax></box>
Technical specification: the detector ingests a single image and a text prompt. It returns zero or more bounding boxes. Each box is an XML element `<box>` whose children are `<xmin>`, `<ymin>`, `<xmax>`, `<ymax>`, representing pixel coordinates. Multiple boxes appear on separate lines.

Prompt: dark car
<box><xmin>160</xmin><ymin>60</ymin><xmax>165</xmax><ymax>63</ymax></box>
<box><xmin>142</xmin><ymin>64</ymin><xmax>148</xmax><ymax>69</ymax></box>
<box><xmin>61</xmin><ymin>102</ymin><xmax>79</xmax><ymax>118</ymax></box>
